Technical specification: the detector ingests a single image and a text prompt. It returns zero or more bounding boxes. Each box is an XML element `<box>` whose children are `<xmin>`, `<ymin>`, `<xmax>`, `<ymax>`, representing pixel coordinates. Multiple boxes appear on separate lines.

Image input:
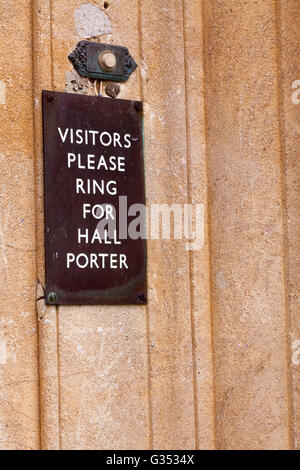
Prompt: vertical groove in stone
<box><xmin>139</xmin><ymin>0</ymin><xmax>195</xmax><ymax>449</ymax></box>
<box><xmin>200</xmin><ymin>0</ymin><xmax>219</xmax><ymax>448</ymax></box>
<box><xmin>56</xmin><ymin>305</ymin><xmax>61</xmax><ymax>450</ymax></box>
<box><xmin>182</xmin><ymin>1</ymin><xmax>200</xmax><ymax>449</ymax></box>
<box><xmin>274</xmin><ymin>0</ymin><xmax>300</xmax><ymax>450</ymax></box>
<box><xmin>32</xmin><ymin>0</ymin><xmax>60</xmax><ymax>450</ymax></box>
<box><xmin>137</xmin><ymin>0</ymin><xmax>154</xmax><ymax>450</ymax></box>
<box><xmin>273</xmin><ymin>0</ymin><xmax>294</xmax><ymax>449</ymax></box>
<box><xmin>50</xmin><ymin>0</ymin><xmax>61</xmax><ymax>450</ymax></box>
<box><xmin>182</xmin><ymin>0</ymin><xmax>215</xmax><ymax>449</ymax></box>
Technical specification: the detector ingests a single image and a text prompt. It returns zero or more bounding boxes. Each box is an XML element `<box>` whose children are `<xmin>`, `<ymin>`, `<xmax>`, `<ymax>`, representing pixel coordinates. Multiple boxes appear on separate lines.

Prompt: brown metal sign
<box><xmin>42</xmin><ymin>90</ymin><xmax>147</xmax><ymax>305</ymax></box>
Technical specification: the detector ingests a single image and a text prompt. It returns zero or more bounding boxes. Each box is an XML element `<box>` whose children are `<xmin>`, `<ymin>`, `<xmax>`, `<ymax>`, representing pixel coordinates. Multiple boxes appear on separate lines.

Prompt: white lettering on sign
<box><xmin>66</xmin><ymin>252</ymin><xmax>128</xmax><ymax>269</ymax></box>
<box><xmin>59</xmin><ymin>126</ymin><xmax>131</xmax><ymax>271</ymax></box>
<box><xmin>68</xmin><ymin>153</ymin><xmax>125</xmax><ymax>171</ymax></box>
<box><xmin>58</xmin><ymin>127</ymin><xmax>132</xmax><ymax>147</ymax></box>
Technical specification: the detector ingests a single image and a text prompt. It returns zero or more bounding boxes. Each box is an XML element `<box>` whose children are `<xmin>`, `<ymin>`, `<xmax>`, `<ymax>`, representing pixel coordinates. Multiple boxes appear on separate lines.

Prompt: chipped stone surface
<box><xmin>65</xmin><ymin>70</ymin><xmax>90</xmax><ymax>94</ymax></box>
<box><xmin>74</xmin><ymin>3</ymin><xmax>111</xmax><ymax>38</ymax></box>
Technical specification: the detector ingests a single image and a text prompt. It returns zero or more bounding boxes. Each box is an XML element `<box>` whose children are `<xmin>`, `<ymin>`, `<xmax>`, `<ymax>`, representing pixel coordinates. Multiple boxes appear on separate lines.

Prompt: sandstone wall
<box><xmin>0</xmin><ymin>0</ymin><xmax>298</xmax><ymax>450</ymax></box>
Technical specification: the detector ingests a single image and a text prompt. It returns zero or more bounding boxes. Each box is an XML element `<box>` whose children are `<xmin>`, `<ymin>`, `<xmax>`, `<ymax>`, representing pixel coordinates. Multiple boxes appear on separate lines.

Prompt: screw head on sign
<box><xmin>134</xmin><ymin>101</ymin><xmax>143</xmax><ymax>112</ymax></box>
<box><xmin>136</xmin><ymin>293</ymin><xmax>147</xmax><ymax>304</ymax></box>
<box><xmin>47</xmin><ymin>292</ymin><xmax>58</xmax><ymax>304</ymax></box>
